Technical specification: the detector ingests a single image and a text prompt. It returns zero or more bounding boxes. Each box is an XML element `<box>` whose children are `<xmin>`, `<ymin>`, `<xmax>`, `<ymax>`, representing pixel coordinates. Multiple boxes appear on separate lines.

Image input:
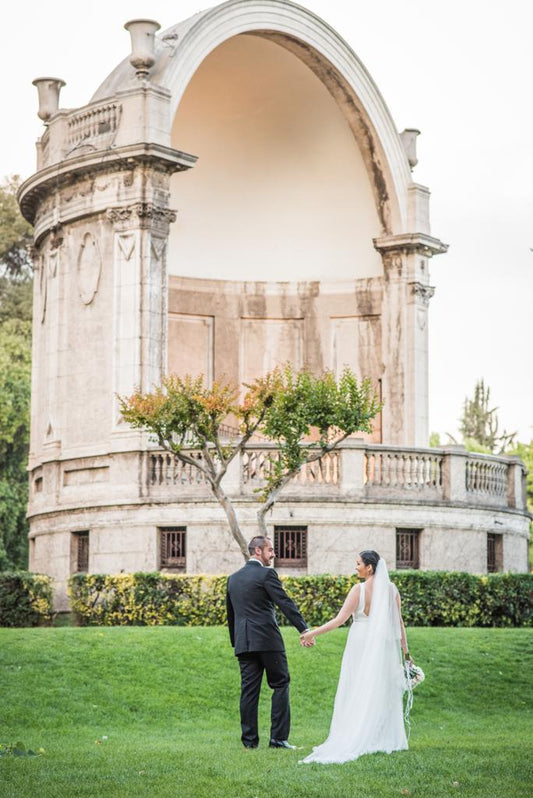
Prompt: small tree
<box><xmin>0</xmin><ymin>176</ymin><xmax>33</xmax><ymax>280</ymax></box>
<box><xmin>0</xmin><ymin>175</ymin><xmax>33</xmax><ymax>570</ymax></box>
<box><xmin>458</xmin><ymin>379</ymin><xmax>515</xmax><ymax>454</ymax></box>
<box><xmin>119</xmin><ymin>365</ymin><xmax>380</xmax><ymax>560</ymax></box>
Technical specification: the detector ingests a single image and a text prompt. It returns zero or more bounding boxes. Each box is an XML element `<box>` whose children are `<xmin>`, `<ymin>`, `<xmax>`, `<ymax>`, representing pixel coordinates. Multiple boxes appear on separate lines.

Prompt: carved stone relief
<box><xmin>150</xmin><ymin>237</ymin><xmax>166</xmax><ymax>261</ymax></box>
<box><xmin>39</xmin><ymin>254</ymin><xmax>47</xmax><ymax>323</ymax></box>
<box><xmin>117</xmin><ymin>233</ymin><xmax>136</xmax><ymax>261</ymax></box>
<box><xmin>106</xmin><ymin>203</ymin><xmax>177</xmax><ymax>233</ymax></box>
<box><xmin>410</xmin><ymin>282</ymin><xmax>435</xmax><ymax>307</ymax></box>
<box><xmin>77</xmin><ymin>231</ymin><xmax>102</xmax><ymax>305</ymax></box>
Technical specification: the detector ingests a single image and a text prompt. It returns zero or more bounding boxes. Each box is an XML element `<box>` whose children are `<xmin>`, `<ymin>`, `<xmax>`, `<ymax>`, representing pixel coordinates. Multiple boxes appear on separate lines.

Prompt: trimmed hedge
<box><xmin>68</xmin><ymin>571</ymin><xmax>532</xmax><ymax>628</ymax></box>
<box><xmin>0</xmin><ymin>572</ymin><xmax>54</xmax><ymax>627</ymax></box>
<box><xmin>69</xmin><ymin>572</ymin><xmax>228</xmax><ymax>627</ymax></box>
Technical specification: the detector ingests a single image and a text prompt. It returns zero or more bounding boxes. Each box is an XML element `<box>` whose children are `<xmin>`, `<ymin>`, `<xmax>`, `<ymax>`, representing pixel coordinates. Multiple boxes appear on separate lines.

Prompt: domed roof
<box><xmin>89</xmin><ymin>0</ymin><xmax>413</xmax><ymax>232</ymax></box>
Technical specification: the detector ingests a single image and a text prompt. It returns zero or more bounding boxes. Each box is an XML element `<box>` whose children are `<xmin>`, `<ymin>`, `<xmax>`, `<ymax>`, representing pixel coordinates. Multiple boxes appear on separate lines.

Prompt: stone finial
<box><xmin>124</xmin><ymin>19</ymin><xmax>161</xmax><ymax>78</ymax></box>
<box><xmin>32</xmin><ymin>77</ymin><xmax>66</xmax><ymax>123</ymax></box>
<box><xmin>400</xmin><ymin>128</ymin><xmax>420</xmax><ymax>170</ymax></box>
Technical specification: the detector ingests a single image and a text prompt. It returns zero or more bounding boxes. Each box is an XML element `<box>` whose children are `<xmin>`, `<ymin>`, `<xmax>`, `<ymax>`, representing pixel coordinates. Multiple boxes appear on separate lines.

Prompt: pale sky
<box><xmin>2</xmin><ymin>0</ymin><xmax>531</xmax><ymax>443</ymax></box>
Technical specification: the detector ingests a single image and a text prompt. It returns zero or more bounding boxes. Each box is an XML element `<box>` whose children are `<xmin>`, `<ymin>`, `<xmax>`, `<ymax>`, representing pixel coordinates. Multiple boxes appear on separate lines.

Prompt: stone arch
<box><xmin>94</xmin><ymin>0</ymin><xmax>412</xmax><ymax>235</ymax></box>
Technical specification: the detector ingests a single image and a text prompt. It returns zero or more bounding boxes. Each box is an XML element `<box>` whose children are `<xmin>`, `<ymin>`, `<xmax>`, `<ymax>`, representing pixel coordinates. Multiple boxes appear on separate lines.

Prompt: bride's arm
<box><xmin>395</xmin><ymin>589</ymin><xmax>410</xmax><ymax>659</ymax></box>
<box><xmin>300</xmin><ymin>585</ymin><xmax>360</xmax><ymax>644</ymax></box>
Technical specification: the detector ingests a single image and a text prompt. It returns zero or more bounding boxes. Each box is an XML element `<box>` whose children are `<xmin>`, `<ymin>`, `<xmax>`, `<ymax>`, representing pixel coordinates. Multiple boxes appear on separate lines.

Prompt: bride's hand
<box><xmin>300</xmin><ymin>630</ymin><xmax>316</xmax><ymax>647</ymax></box>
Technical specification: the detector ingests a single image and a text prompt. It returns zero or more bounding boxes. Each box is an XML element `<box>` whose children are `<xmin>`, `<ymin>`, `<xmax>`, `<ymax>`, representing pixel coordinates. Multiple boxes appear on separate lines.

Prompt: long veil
<box><xmin>300</xmin><ymin>557</ymin><xmax>407</xmax><ymax>764</ymax></box>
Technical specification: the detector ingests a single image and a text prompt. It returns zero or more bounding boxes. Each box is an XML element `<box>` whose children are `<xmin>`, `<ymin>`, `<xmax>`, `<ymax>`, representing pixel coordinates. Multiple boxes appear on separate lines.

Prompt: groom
<box><xmin>226</xmin><ymin>535</ymin><xmax>313</xmax><ymax>749</ymax></box>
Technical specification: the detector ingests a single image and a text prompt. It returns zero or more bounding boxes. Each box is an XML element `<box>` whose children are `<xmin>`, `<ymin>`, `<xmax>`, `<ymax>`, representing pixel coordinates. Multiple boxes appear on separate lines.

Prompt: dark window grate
<box><xmin>160</xmin><ymin>527</ymin><xmax>186</xmax><ymax>569</ymax></box>
<box><xmin>274</xmin><ymin>526</ymin><xmax>307</xmax><ymax>568</ymax></box>
<box><xmin>487</xmin><ymin>533</ymin><xmax>503</xmax><ymax>573</ymax></box>
<box><xmin>396</xmin><ymin>529</ymin><xmax>421</xmax><ymax>569</ymax></box>
<box><xmin>75</xmin><ymin>531</ymin><xmax>89</xmax><ymax>573</ymax></box>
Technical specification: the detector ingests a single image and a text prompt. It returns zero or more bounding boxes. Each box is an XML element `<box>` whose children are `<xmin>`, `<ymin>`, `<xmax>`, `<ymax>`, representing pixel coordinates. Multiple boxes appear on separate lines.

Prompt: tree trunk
<box><xmin>257</xmin><ymin>480</ymin><xmax>289</xmax><ymax>539</ymax></box>
<box><xmin>213</xmin><ymin>484</ymin><xmax>249</xmax><ymax>561</ymax></box>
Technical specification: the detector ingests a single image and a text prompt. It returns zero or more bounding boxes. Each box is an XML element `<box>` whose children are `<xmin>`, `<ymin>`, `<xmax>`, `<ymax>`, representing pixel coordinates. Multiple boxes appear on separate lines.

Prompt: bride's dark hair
<box><xmin>360</xmin><ymin>550</ymin><xmax>380</xmax><ymax>574</ymax></box>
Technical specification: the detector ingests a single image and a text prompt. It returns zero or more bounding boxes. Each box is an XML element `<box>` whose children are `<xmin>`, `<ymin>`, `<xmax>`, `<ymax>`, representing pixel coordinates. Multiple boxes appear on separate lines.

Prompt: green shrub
<box><xmin>0</xmin><ymin>572</ymin><xmax>53</xmax><ymax>627</ymax></box>
<box><xmin>68</xmin><ymin>572</ymin><xmax>228</xmax><ymax>626</ymax></box>
<box><xmin>68</xmin><ymin>571</ymin><xmax>532</xmax><ymax>628</ymax></box>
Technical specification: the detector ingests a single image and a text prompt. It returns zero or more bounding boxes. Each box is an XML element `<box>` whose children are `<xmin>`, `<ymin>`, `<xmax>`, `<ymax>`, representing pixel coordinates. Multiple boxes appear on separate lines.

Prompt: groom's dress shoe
<box><xmin>243</xmin><ymin>743</ymin><xmax>258</xmax><ymax>749</ymax></box>
<box><xmin>269</xmin><ymin>739</ymin><xmax>296</xmax><ymax>749</ymax></box>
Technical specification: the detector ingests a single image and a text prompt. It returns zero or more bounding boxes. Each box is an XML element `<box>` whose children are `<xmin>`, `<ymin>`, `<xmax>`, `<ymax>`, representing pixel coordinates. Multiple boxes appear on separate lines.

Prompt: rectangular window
<box><xmin>396</xmin><ymin>529</ymin><xmax>421</xmax><ymax>569</ymax></box>
<box><xmin>72</xmin><ymin>531</ymin><xmax>89</xmax><ymax>573</ymax></box>
<box><xmin>487</xmin><ymin>533</ymin><xmax>503</xmax><ymax>573</ymax></box>
<box><xmin>160</xmin><ymin>527</ymin><xmax>186</xmax><ymax>570</ymax></box>
<box><xmin>274</xmin><ymin>526</ymin><xmax>308</xmax><ymax>568</ymax></box>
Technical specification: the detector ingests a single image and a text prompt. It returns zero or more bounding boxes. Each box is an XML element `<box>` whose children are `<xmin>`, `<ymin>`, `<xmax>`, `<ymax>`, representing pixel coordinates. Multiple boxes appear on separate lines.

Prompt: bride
<box><xmin>299</xmin><ymin>550</ymin><xmax>412</xmax><ymax>764</ymax></box>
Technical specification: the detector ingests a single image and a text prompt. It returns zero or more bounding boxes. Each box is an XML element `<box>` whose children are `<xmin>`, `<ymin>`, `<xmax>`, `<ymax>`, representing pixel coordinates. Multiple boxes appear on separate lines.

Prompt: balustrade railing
<box><xmin>144</xmin><ymin>444</ymin><xmax>524</xmax><ymax>511</ymax></box>
<box><xmin>242</xmin><ymin>448</ymin><xmax>339</xmax><ymax>487</ymax></box>
<box><xmin>465</xmin><ymin>457</ymin><xmax>508</xmax><ymax>497</ymax></box>
<box><xmin>149</xmin><ymin>452</ymin><xmax>208</xmax><ymax>487</ymax></box>
<box><xmin>67</xmin><ymin>103</ymin><xmax>121</xmax><ymax>146</ymax></box>
<box><xmin>365</xmin><ymin>448</ymin><xmax>443</xmax><ymax>490</ymax></box>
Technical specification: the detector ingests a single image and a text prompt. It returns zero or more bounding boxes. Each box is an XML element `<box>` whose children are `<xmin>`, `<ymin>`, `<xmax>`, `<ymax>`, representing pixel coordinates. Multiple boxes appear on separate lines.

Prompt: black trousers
<box><xmin>237</xmin><ymin>650</ymin><xmax>290</xmax><ymax>746</ymax></box>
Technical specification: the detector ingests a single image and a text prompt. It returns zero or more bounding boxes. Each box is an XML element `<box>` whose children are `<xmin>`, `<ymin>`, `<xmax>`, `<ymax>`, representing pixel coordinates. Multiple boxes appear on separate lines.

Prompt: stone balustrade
<box><xmin>67</xmin><ymin>102</ymin><xmax>122</xmax><ymax>148</ymax></box>
<box><xmin>146</xmin><ymin>441</ymin><xmax>527</xmax><ymax>511</ymax></box>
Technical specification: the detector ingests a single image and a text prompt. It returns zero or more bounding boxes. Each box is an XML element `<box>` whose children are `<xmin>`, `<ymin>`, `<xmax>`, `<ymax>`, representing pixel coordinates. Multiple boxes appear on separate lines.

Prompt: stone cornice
<box><xmin>373</xmin><ymin>233</ymin><xmax>448</xmax><ymax>257</ymax></box>
<box><xmin>18</xmin><ymin>143</ymin><xmax>197</xmax><ymax>224</ymax></box>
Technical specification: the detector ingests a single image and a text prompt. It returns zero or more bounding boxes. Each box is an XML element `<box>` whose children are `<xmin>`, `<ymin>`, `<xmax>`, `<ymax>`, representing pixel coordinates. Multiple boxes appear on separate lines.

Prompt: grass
<box><xmin>0</xmin><ymin>626</ymin><xmax>531</xmax><ymax>798</ymax></box>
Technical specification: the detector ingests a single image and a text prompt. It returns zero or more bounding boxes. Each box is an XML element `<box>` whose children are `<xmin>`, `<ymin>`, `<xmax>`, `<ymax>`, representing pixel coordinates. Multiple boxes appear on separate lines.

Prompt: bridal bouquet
<box><xmin>405</xmin><ymin>660</ymin><xmax>425</xmax><ymax>689</ymax></box>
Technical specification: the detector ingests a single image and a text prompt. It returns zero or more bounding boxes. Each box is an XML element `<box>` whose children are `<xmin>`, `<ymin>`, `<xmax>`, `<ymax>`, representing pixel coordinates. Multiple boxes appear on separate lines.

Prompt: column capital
<box><xmin>373</xmin><ymin>232</ymin><xmax>448</xmax><ymax>257</ymax></box>
<box><xmin>106</xmin><ymin>202</ymin><xmax>177</xmax><ymax>233</ymax></box>
<box><xmin>409</xmin><ymin>281</ymin><xmax>436</xmax><ymax>306</ymax></box>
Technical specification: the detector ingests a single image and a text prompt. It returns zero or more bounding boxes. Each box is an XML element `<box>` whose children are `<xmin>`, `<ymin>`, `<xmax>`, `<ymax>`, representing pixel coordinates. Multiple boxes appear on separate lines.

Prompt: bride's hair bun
<box><xmin>360</xmin><ymin>550</ymin><xmax>380</xmax><ymax>573</ymax></box>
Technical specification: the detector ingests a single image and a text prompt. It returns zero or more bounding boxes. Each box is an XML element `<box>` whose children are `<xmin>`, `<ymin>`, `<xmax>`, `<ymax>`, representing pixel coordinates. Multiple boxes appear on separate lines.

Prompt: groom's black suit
<box><xmin>226</xmin><ymin>559</ymin><xmax>308</xmax><ymax>747</ymax></box>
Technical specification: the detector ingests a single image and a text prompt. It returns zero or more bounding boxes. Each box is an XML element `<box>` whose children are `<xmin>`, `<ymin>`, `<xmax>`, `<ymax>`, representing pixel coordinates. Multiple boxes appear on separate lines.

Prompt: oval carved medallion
<box><xmin>77</xmin><ymin>232</ymin><xmax>102</xmax><ymax>305</ymax></box>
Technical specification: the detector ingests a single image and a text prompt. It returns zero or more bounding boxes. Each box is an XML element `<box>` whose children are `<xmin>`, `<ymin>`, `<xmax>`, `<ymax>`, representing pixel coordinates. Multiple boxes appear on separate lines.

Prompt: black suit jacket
<box><xmin>226</xmin><ymin>560</ymin><xmax>308</xmax><ymax>656</ymax></box>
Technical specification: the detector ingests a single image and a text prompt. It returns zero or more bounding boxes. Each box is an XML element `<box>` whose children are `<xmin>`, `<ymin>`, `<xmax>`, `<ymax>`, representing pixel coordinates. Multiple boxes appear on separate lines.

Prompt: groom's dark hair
<box><xmin>248</xmin><ymin>535</ymin><xmax>270</xmax><ymax>555</ymax></box>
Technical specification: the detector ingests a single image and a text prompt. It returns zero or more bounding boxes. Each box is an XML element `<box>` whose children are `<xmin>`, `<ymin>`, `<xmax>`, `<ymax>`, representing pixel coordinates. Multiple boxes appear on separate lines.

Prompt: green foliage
<box><xmin>69</xmin><ymin>572</ymin><xmax>228</xmax><ymax>626</ymax></box>
<box><xmin>389</xmin><ymin>571</ymin><xmax>532</xmax><ymax>627</ymax></box>
<box><xmin>429</xmin><ymin>431</ymin><xmax>441</xmax><ymax>447</ymax></box>
<box><xmin>119</xmin><ymin>366</ymin><xmax>381</xmax><ymax>555</ymax></box>
<box><xmin>0</xmin><ymin>317</ymin><xmax>32</xmax><ymax>569</ymax></box>
<box><xmin>0</xmin><ymin>275</ymin><xmax>33</xmax><ymax>325</ymax></box>
<box><xmin>256</xmin><ymin>365</ymin><xmax>380</xmax><ymax>495</ymax></box>
<box><xmin>0</xmin><ymin>176</ymin><xmax>33</xmax><ymax>279</ymax></box>
<box><xmin>0</xmin><ymin>572</ymin><xmax>53</xmax><ymax>626</ymax></box>
<box><xmin>119</xmin><ymin>374</ymin><xmax>240</xmax><ymax>453</ymax></box>
<box><xmin>68</xmin><ymin>571</ymin><xmax>532</xmax><ymax>628</ymax></box>
<box><xmin>459</xmin><ymin>379</ymin><xmax>515</xmax><ymax>454</ymax></box>
<box><xmin>0</xmin><ymin>178</ymin><xmax>33</xmax><ymax>568</ymax></box>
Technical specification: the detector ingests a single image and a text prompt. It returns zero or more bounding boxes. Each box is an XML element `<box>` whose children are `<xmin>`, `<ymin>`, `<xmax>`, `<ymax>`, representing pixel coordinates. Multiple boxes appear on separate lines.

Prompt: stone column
<box><xmin>380</xmin><ymin>250</ymin><xmax>408</xmax><ymax>445</ymax></box>
<box><xmin>374</xmin><ymin>233</ymin><xmax>447</xmax><ymax>446</ymax></box>
<box><xmin>106</xmin><ymin>200</ymin><xmax>177</xmax><ymax>438</ymax></box>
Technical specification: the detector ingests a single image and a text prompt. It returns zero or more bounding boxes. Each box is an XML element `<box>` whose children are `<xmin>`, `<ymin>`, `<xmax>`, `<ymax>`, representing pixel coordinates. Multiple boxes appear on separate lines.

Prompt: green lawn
<box><xmin>0</xmin><ymin>627</ymin><xmax>531</xmax><ymax>798</ymax></box>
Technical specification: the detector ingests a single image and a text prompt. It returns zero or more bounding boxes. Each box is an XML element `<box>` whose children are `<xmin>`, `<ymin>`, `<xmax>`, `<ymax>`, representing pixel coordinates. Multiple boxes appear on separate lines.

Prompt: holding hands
<box><xmin>300</xmin><ymin>629</ymin><xmax>316</xmax><ymax>647</ymax></box>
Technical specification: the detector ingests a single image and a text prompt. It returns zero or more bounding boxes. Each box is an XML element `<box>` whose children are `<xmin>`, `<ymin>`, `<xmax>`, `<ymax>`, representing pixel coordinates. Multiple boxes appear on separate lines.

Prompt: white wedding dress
<box><xmin>300</xmin><ymin>559</ymin><xmax>408</xmax><ymax>764</ymax></box>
